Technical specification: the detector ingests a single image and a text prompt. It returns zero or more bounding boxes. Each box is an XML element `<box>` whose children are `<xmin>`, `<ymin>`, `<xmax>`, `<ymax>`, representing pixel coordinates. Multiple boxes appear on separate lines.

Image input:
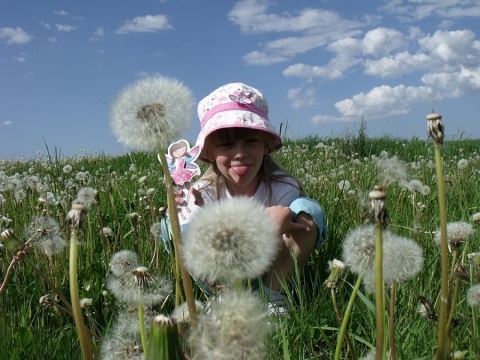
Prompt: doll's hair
<box><xmin>168</xmin><ymin>140</ymin><xmax>189</xmax><ymax>164</ymax></box>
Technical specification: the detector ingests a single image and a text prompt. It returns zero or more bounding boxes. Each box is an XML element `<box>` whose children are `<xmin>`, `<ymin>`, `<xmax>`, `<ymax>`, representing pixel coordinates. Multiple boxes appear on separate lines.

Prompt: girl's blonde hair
<box><xmin>197</xmin><ymin>128</ymin><xmax>306</xmax><ymax>204</ymax></box>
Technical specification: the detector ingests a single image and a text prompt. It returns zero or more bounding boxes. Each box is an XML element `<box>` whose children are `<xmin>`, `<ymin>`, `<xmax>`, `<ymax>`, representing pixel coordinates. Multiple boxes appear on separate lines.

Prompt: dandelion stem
<box><xmin>374</xmin><ymin>223</ymin><xmax>385</xmax><ymax>360</ymax></box>
<box><xmin>334</xmin><ymin>275</ymin><xmax>363</xmax><ymax>360</ymax></box>
<box><xmin>433</xmin><ymin>140</ymin><xmax>448</xmax><ymax>360</ymax></box>
<box><xmin>470</xmin><ymin>262</ymin><xmax>480</xmax><ymax>355</ymax></box>
<box><xmin>138</xmin><ymin>300</ymin><xmax>148</xmax><ymax>356</ymax></box>
<box><xmin>69</xmin><ymin>230</ymin><xmax>96</xmax><ymax>360</ymax></box>
<box><xmin>0</xmin><ymin>256</ymin><xmax>20</xmax><ymax>295</ymax></box>
<box><xmin>331</xmin><ymin>289</ymin><xmax>356</xmax><ymax>359</ymax></box>
<box><xmin>158</xmin><ymin>150</ymin><xmax>197</xmax><ymax>326</ymax></box>
<box><xmin>389</xmin><ymin>281</ymin><xmax>397</xmax><ymax>360</ymax></box>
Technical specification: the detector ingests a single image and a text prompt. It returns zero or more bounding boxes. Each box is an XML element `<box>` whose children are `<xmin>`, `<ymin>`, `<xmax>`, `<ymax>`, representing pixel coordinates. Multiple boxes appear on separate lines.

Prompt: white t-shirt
<box><xmin>178</xmin><ymin>175</ymin><xmax>301</xmax><ymax>225</ymax></box>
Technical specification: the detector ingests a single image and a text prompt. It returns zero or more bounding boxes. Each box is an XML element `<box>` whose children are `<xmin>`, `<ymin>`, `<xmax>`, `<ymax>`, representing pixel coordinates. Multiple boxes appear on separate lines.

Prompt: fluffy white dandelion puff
<box><xmin>110</xmin><ymin>75</ymin><xmax>195</xmax><ymax>151</ymax></box>
<box><xmin>382</xmin><ymin>233</ymin><xmax>424</xmax><ymax>285</ymax></box>
<box><xmin>109</xmin><ymin>250</ymin><xmax>139</xmax><ymax>277</ymax></box>
<box><xmin>433</xmin><ymin>221</ymin><xmax>475</xmax><ymax>250</ymax></box>
<box><xmin>182</xmin><ymin>197</ymin><xmax>280</xmax><ymax>284</ymax></box>
<box><xmin>407</xmin><ymin>179</ymin><xmax>423</xmax><ymax>193</ymax></box>
<box><xmin>457</xmin><ymin>159</ymin><xmax>468</xmax><ymax>170</ymax></box>
<box><xmin>26</xmin><ymin>216</ymin><xmax>61</xmax><ymax>242</ymax></box>
<box><xmin>35</xmin><ymin>234</ymin><xmax>67</xmax><ymax>256</ymax></box>
<box><xmin>75</xmin><ymin>187</ymin><xmax>96</xmax><ymax>209</ymax></box>
<box><xmin>342</xmin><ymin>224</ymin><xmax>376</xmax><ymax>277</ymax></box>
<box><xmin>106</xmin><ymin>267</ymin><xmax>172</xmax><ymax>307</ymax></box>
<box><xmin>25</xmin><ymin>216</ymin><xmax>66</xmax><ymax>256</ymax></box>
<box><xmin>190</xmin><ymin>290</ymin><xmax>272</xmax><ymax>360</ymax></box>
<box><xmin>376</xmin><ymin>157</ymin><xmax>408</xmax><ymax>187</ymax></box>
<box><xmin>343</xmin><ymin>225</ymin><xmax>423</xmax><ymax>291</ymax></box>
<box><xmin>337</xmin><ymin>180</ymin><xmax>351</xmax><ymax>191</ymax></box>
<box><xmin>467</xmin><ymin>284</ymin><xmax>480</xmax><ymax>307</ymax></box>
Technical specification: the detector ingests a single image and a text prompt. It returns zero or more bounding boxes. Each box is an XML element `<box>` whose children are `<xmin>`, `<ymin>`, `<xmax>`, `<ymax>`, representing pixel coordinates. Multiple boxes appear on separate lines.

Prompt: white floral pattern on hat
<box><xmin>195</xmin><ymin>83</ymin><xmax>282</xmax><ymax>162</ymax></box>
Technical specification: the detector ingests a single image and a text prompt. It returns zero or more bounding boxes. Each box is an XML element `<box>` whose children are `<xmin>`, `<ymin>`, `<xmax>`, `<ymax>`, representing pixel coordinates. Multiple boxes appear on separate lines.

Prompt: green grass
<box><xmin>1</xmin><ymin>133</ymin><xmax>479</xmax><ymax>359</ymax></box>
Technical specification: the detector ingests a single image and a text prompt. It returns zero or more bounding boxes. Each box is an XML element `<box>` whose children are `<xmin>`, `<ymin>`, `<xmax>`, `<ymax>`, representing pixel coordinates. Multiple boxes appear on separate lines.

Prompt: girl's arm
<box><xmin>264</xmin><ymin>205</ymin><xmax>310</xmax><ymax>235</ymax></box>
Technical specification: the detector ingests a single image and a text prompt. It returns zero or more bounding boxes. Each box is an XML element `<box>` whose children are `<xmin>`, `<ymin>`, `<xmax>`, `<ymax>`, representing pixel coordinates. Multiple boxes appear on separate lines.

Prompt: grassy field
<box><xmin>1</xmin><ymin>132</ymin><xmax>479</xmax><ymax>359</ymax></box>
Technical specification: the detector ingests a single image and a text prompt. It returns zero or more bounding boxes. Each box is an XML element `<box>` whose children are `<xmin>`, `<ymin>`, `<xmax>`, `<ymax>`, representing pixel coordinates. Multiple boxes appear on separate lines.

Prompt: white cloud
<box><xmin>364</xmin><ymin>51</ymin><xmax>431</xmax><ymax>78</ymax></box>
<box><xmin>48</xmin><ymin>36</ymin><xmax>58</xmax><ymax>43</ymax></box>
<box><xmin>90</xmin><ymin>27</ymin><xmax>105</xmax><ymax>41</ymax></box>
<box><xmin>115</xmin><ymin>15</ymin><xmax>173</xmax><ymax>34</ymax></box>
<box><xmin>3</xmin><ymin>121</ymin><xmax>13</xmax><ymax>126</ymax></box>
<box><xmin>0</xmin><ymin>27</ymin><xmax>33</xmax><ymax>45</ymax></box>
<box><xmin>382</xmin><ymin>0</ymin><xmax>480</xmax><ymax>21</ymax></box>
<box><xmin>40</xmin><ymin>22</ymin><xmax>52</xmax><ymax>30</ymax></box>
<box><xmin>421</xmin><ymin>66</ymin><xmax>480</xmax><ymax>98</ymax></box>
<box><xmin>362</xmin><ymin>28</ymin><xmax>406</xmax><ymax>57</ymax></box>
<box><xmin>14</xmin><ymin>53</ymin><xmax>27</xmax><ymax>62</ymax></box>
<box><xmin>55</xmin><ymin>24</ymin><xmax>76</xmax><ymax>32</ymax></box>
<box><xmin>287</xmin><ymin>87</ymin><xmax>318</xmax><ymax>109</ymax></box>
<box><xmin>53</xmin><ymin>10</ymin><xmax>69</xmax><ymax>16</ymax></box>
<box><xmin>283</xmin><ymin>37</ymin><xmax>362</xmax><ymax>80</ymax></box>
<box><xmin>229</xmin><ymin>0</ymin><xmax>361</xmax><ymax>34</ymax></box>
<box><xmin>419</xmin><ymin>29</ymin><xmax>479</xmax><ymax>66</ymax></box>
<box><xmin>230</xmin><ymin>0</ymin><xmax>362</xmax><ymax>65</ymax></box>
<box><xmin>311</xmin><ymin>84</ymin><xmax>432</xmax><ymax>124</ymax></box>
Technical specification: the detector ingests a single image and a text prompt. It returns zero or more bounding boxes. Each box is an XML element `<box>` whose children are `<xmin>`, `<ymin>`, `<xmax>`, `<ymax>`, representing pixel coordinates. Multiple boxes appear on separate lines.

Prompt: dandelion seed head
<box><xmin>433</xmin><ymin>221</ymin><xmax>475</xmax><ymax>249</ymax></box>
<box><xmin>150</xmin><ymin>222</ymin><xmax>162</xmax><ymax>240</ymax></box>
<box><xmin>376</xmin><ymin>157</ymin><xmax>408</xmax><ymax>187</ymax></box>
<box><xmin>382</xmin><ymin>233</ymin><xmax>424</xmax><ymax>285</ymax></box>
<box><xmin>75</xmin><ymin>187</ymin><xmax>96</xmax><ymax>209</ymax></box>
<box><xmin>467</xmin><ymin>284</ymin><xmax>480</xmax><ymax>307</ymax></box>
<box><xmin>80</xmin><ymin>298</ymin><xmax>93</xmax><ymax>308</ymax></box>
<box><xmin>457</xmin><ymin>158</ymin><xmax>468</xmax><ymax>170</ymax></box>
<box><xmin>107</xmin><ymin>271</ymin><xmax>171</xmax><ymax>307</ymax></box>
<box><xmin>190</xmin><ymin>291</ymin><xmax>271</xmax><ymax>360</ymax></box>
<box><xmin>342</xmin><ymin>224</ymin><xmax>376</xmax><ymax>276</ymax></box>
<box><xmin>34</xmin><ymin>234</ymin><xmax>66</xmax><ymax>256</ymax></box>
<box><xmin>26</xmin><ymin>216</ymin><xmax>61</xmax><ymax>243</ymax></box>
<box><xmin>109</xmin><ymin>250</ymin><xmax>139</xmax><ymax>277</ymax></box>
<box><xmin>407</xmin><ymin>179</ymin><xmax>423</xmax><ymax>193</ymax></box>
<box><xmin>421</xmin><ymin>185</ymin><xmax>431</xmax><ymax>196</ymax></box>
<box><xmin>101</xmin><ymin>227</ymin><xmax>113</xmax><ymax>237</ymax></box>
<box><xmin>62</xmin><ymin>164</ymin><xmax>72</xmax><ymax>174</ymax></box>
<box><xmin>182</xmin><ymin>197</ymin><xmax>279</xmax><ymax>284</ymax></box>
<box><xmin>337</xmin><ymin>180</ymin><xmax>351</xmax><ymax>191</ymax></box>
<box><xmin>110</xmin><ymin>75</ymin><xmax>195</xmax><ymax>151</ymax></box>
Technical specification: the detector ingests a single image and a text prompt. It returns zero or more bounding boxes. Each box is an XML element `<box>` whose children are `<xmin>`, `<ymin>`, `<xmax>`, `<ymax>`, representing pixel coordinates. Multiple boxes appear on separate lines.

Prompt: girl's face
<box><xmin>205</xmin><ymin>128</ymin><xmax>269</xmax><ymax>196</ymax></box>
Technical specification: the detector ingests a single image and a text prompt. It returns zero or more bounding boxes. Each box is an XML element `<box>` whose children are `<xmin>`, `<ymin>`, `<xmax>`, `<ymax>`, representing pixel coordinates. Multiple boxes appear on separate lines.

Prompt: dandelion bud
<box><xmin>426</xmin><ymin>113</ymin><xmax>444</xmax><ymax>144</ymax></box>
<box><xmin>66</xmin><ymin>203</ymin><xmax>87</xmax><ymax>230</ymax></box>
<box><xmin>159</xmin><ymin>207</ymin><xmax>167</xmax><ymax>217</ymax></box>
<box><xmin>452</xmin><ymin>350</ymin><xmax>468</xmax><ymax>359</ymax></box>
<box><xmin>0</xmin><ymin>228</ymin><xmax>21</xmax><ymax>254</ymax></box>
<box><xmin>368</xmin><ymin>188</ymin><xmax>388</xmax><ymax>226</ymax></box>
<box><xmin>471</xmin><ymin>212</ymin><xmax>480</xmax><ymax>225</ymax></box>
<box><xmin>146</xmin><ymin>315</ymin><xmax>185</xmax><ymax>360</ymax></box>
<box><xmin>454</xmin><ymin>263</ymin><xmax>469</xmax><ymax>281</ymax></box>
<box><xmin>324</xmin><ymin>259</ymin><xmax>345</xmax><ymax>291</ymax></box>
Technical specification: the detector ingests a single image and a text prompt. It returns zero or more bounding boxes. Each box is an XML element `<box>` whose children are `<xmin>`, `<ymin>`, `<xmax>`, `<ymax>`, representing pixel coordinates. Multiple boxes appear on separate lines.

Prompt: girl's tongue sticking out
<box><xmin>231</xmin><ymin>165</ymin><xmax>249</xmax><ymax>176</ymax></box>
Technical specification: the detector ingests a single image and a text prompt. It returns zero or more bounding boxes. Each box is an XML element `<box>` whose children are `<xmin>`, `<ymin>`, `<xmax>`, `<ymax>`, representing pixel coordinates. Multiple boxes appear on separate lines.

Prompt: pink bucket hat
<box><xmin>195</xmin><ymin>82</ymin><xmax>283</xmax><ymax>162</ymax></box>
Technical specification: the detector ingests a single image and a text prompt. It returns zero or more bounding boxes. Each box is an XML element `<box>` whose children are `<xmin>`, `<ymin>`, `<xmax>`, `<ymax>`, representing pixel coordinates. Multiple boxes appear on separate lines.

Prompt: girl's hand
<box><xmin>265</xmin><ymin>205</ymin><xmax>310</xmax><ymax>235</ymax></box>
<box><xmin>175</xmin><ymin>188</ymin><xmax>204</xmax><ymax>207</ymax></box>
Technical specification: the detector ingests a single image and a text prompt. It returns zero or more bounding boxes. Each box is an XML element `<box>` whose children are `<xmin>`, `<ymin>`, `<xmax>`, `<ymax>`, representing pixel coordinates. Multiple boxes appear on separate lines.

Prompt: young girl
<box><xmin>177</xmin><ymin>82</ymin><xmax>327</xmax><ymax>312</ymax></box>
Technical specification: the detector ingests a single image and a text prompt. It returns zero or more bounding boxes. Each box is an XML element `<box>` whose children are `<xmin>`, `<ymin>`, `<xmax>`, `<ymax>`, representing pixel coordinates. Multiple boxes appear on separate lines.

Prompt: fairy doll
<box><xmin>161</xmin><ymin>139</ymin><xmax>201</xmax><ymax>221</ymax></box>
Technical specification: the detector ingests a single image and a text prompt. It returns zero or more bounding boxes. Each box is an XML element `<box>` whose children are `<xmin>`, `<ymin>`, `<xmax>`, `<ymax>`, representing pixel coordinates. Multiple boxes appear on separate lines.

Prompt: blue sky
<box><xmin>1</xmin><ymin>0</ymin><xmax>480</xmax><ymax>159</ymax></box>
